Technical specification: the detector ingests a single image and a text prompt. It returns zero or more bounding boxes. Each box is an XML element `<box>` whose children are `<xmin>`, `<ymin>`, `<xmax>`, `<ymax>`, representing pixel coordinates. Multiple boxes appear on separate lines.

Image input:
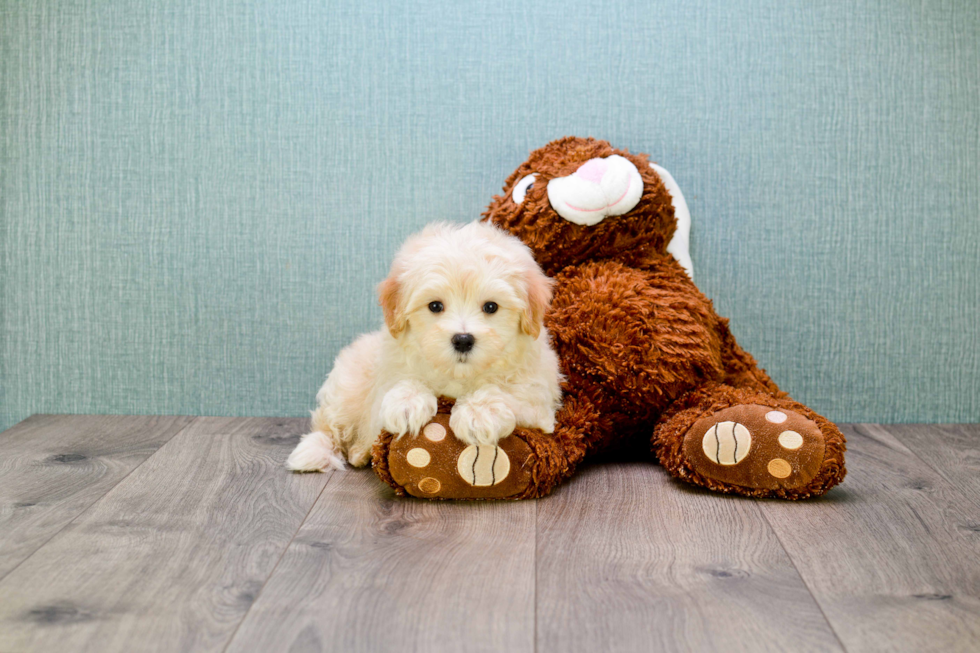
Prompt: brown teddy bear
<box><xmin>373</xmin><ymin>137</ymin><xmax>846</xmax><ymax>500</ymax></box>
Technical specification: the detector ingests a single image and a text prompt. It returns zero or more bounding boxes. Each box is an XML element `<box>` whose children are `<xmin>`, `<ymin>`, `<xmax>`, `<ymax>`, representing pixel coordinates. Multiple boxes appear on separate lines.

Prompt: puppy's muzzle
<box><xmin>451</xmin><ymin>333</ymin><xmax>475</xmax><ymax>353</ymax></box>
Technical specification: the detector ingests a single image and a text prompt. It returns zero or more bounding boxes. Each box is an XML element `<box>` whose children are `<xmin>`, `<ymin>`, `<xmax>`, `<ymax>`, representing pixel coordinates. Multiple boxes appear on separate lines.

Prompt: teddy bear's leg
<box><xmin>652</xmin><ymin>384</ymin><xmax>846</xmax><ymax>499</ymax></box>
<box><xmin>372</xmin><ymin>396</ymin><xmax>595</xmax><ymax>500</ymax></box>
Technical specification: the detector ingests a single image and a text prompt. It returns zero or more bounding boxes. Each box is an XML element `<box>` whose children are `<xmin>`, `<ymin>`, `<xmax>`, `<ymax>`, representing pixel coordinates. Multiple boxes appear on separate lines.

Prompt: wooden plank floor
<box><xmin>0</xmin><ymin>416</ymin><xmax>977</xmax><ymax>652</ymax></box>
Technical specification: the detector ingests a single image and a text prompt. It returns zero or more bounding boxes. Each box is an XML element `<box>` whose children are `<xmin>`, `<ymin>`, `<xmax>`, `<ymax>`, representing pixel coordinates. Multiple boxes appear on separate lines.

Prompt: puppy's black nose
<box><xmin>451</xmin><ymin>333</ymin><xmax>475</xmax><ymax>353</ymax></box>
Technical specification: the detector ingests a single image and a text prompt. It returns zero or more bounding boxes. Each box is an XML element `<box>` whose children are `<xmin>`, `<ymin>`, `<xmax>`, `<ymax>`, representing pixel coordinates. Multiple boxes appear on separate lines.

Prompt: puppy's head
<box><xmin>378</xmin><ymin>221</ymin><xmax>552</xmax><ymax>378</ymax></box>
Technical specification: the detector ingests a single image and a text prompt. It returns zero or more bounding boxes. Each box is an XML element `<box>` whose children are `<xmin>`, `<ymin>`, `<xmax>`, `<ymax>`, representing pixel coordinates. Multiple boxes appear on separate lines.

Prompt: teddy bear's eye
<box><xmin>511</xmin><ymin>174</ymin><xmax>537</xmax><ymax>204</ymax></box>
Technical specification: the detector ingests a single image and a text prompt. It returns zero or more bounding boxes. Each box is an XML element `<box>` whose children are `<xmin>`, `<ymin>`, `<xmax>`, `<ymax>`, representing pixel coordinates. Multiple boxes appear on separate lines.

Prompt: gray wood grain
<box><xmin>887</xmin><ymin>424</ymin><xmax>980</xmax><ymax>506</ymax></box>
<box><xmin>535</xmin><ymin>462</ymin><xmax>843</xmax><ymax>653</ymax></box>
<box><xmin>226</xmin><ymin>468</ymin><xmax>536</xmax><ymax>653</ymax></box>
<box><xmin>0</xmin><ymin>417</ymin><xmax>325</xmax><ymax>653</ymax></box>
<box><xmin>0</xmin><ymin>414</ymin><xmax>194</xmax><ymax>579</ymax></box>
<box><xmin>3</xmin><ymin>417</ymin><xmax>979</xmax><ymax>653</ymax></box>
<box><xmin>759</xmin><ymin>424</ymin><xmax>980</xmax><ymax>652</ymax></box>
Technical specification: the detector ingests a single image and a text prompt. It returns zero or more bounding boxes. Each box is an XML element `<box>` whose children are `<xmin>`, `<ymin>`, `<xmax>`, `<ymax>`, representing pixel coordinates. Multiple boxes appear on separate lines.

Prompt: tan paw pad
<box><xmin>456</xmin><ymin>445</ymin><xmax>510</xmax><ymax>486</ymax></box>
<box><xmin>701</xmin><ymin>421</ymin><xmax>752</xmax><ymax>465</ymax></box>
<box><xmin>778</xmin><ymin>430</ymin><xmax>803</xmax><ymax>450</ymax></box>
<box><xmin>423</xmin><ymin>422</ymin><xmax>446</xmax><ymax>441</ymax></box>
<box><xmin>406</xmin><ymin>448</ymin><xmax>431</xmax><ymax>467</ymax></box>
<box><xmin>418</xmin><ymin>477</ymin><xmax>441</xmax><ymax>494</ymax></box>
<box><xmin>767</xmin><ymin>458</ymin><xmax>792</xmax><ymax>478</ymax></box>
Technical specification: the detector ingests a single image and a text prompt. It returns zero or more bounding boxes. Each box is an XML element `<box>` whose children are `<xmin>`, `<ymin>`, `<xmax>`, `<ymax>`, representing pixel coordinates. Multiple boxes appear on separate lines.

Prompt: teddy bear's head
<box><xmin>482</xmin><ymin>137</ymin><xmax>678</xmax><ymax>275</ymax></box>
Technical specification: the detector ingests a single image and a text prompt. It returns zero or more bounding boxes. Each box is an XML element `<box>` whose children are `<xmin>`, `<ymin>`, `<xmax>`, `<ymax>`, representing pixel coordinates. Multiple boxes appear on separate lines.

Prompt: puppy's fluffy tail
<box><xmin>286</xmin><ymin>431</ymin><xmax>346</xmax><ymax>472</ymax></box>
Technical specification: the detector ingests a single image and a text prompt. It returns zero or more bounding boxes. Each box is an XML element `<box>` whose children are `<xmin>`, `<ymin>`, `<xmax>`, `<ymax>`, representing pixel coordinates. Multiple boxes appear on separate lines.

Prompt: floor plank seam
<box><xmin>220</xmin><ymin>469</ymin><xmax>336</xmax><ymax>653</ymax></box>
<box><xmin>0</xmin><ymin>416</ymin><xmax>199</xmax><ymax>586</ymax></box>
<box><xmin>754</xmin><ymin>502</ymin><xmax>850</xmax><ymax>653</ymax></box>
<box><xmin>533</xmin><ymin>498</ymin><xmax>538</xmax><ymax>653</ymax></box>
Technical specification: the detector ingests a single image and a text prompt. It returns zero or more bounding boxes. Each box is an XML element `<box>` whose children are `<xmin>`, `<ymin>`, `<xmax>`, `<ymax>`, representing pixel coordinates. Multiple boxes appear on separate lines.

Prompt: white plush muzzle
<box><xmin>546</xmin><ymin>155</ymin><xmax>643</xmax><ymax>226</ymax></box>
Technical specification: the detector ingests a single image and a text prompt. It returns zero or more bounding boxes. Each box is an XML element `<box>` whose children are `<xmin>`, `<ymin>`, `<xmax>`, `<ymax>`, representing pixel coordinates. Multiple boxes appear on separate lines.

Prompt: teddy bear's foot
<box><xmin>682</xmin><ymin>404</ymin><xmax>826</xmax><ymax>492</ymax></box>
<box><xmin>373</xmin><ymin>412</ymin><xmax>539</xmax><ymax>500</ymax></box>
<box><xmin>374</xmin><ymin>396</ymin><xmax>595</xmax><ymax>500</ymax></box>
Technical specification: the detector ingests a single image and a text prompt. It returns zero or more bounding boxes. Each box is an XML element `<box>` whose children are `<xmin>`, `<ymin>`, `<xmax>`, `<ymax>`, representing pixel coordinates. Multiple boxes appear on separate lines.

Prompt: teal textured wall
<box><xmin>2</xmin><ymin>0</ymin><xmax>978</xmax><ymax>433</ymax></box>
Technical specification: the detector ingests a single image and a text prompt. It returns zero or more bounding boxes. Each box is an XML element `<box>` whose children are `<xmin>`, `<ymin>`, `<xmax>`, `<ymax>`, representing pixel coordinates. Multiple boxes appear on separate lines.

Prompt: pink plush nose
<box><xmin>574</xmin><ymin>158</ymin><xmax>609</xmax><ymax>185</ymax></box>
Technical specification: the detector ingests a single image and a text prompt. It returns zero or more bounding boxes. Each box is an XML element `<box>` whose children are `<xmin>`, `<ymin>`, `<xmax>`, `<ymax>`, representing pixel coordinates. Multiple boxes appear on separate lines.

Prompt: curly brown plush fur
<box><xmin>373</xmin><ymin>137</ymin><xmax>846</xmax><ymax>500</ymax></box>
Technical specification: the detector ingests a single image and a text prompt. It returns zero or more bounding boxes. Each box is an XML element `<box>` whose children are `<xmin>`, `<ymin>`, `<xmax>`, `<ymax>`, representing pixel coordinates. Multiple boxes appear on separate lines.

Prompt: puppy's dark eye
<box><xmin>428</xmin><ymin>301</ymin><xmax>444</xmax><ymax>313</ymax></box>
<box><xmin>482</xmin><ymin>302</ymin><xmax>498</xmax><ymax>314</ymax></box>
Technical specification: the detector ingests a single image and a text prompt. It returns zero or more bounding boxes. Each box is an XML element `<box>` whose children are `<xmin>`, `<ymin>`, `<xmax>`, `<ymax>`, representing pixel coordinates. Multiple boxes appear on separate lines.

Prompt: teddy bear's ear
<box><xmin>519</xmin><ymin>264</ymin><xmax>554</xmax><ymax>339</ymax></box>
<box><xmin>651</xmin><ymin>163</ymin><xmax>694</xmax><ymax>280</ymax></box>
<box><xmin>378</xmin><ymin>275</ymin><xmax>406</xmax><ymax>337</ymax></box>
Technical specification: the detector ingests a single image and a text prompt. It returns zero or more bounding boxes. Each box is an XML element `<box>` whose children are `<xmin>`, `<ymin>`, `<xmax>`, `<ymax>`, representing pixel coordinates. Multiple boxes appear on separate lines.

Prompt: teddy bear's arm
<box><xmin>545</xmin><ymin>258</ymin><xmax>727</xmax><ymax>423</ymax></box>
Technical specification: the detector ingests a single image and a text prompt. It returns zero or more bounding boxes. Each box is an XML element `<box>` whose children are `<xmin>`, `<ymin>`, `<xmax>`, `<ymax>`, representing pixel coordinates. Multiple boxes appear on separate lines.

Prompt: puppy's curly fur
<box><xmin>287</xmin><ymin>221</ymin><xmax>562</xmax><ymax>472</ymax></box>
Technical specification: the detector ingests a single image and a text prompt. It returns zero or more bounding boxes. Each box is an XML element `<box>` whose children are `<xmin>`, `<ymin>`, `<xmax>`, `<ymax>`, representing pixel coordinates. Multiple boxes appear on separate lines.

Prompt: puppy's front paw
<box><xmin>450</xmin><ymin>390</ymin><xmax>516</xmax><ymax>446</ymax></box>
<box><xmin>381</xmin><ymin>380</ymin><xmax>438</xmax><ymax>437</ymax></box>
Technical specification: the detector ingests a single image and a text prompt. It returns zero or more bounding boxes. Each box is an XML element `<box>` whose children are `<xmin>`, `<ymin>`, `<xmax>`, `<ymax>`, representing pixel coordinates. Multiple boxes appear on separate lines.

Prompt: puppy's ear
<box><xmin>378</xmin><ymin>275</ymin><xmax>406</xmax><ymax>337</ymax></box>
<box><xmin>519</xmin><ymin>265</ymin><xmax>553</xmax><ymax>339</ymax></box>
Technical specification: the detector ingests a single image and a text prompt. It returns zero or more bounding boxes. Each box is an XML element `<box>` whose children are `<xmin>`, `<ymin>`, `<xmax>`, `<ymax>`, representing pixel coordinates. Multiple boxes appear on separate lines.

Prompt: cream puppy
<box><xmin>287</xmin><ymin>221</ymin><xmax>562</xmax><ymax>472</ymax></box>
